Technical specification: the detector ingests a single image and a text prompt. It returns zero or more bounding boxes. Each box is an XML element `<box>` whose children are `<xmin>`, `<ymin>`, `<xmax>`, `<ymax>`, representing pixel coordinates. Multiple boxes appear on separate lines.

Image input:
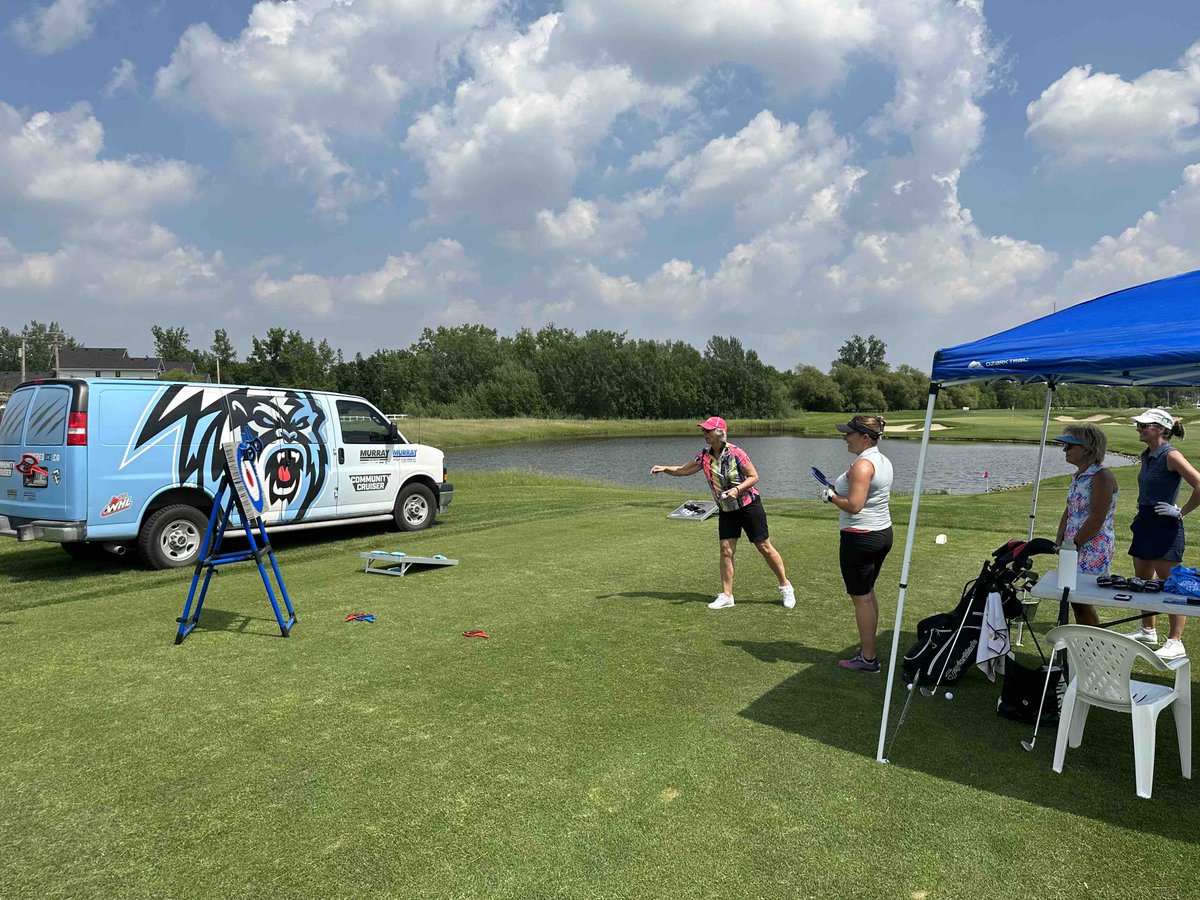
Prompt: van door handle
<box><xmin>338</xmin><ymin>447</ymin><xmax>344</xmax><ymax>465</ymax></box>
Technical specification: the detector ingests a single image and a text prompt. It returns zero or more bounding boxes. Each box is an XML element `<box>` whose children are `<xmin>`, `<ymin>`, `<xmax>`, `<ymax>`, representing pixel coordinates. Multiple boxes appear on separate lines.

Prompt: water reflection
<box><xmin>446</xmin><ymin>435</ymin><xmax>1131</xmax><ymax>498</ymax></box>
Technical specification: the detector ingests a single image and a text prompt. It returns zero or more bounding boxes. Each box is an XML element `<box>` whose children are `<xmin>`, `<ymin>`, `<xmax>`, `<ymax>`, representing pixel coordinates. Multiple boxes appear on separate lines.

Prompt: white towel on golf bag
<box><xmin>975</xmin><ymin>591</ymin><xmax>1010</xmax><ymax>683</ymax></box>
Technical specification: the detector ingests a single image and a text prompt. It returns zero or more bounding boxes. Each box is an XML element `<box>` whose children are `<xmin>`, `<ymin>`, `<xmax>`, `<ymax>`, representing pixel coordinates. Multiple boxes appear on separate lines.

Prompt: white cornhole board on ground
<box><xmin>361</xmin><ymin>551</ymin><xmax>459</xmax><ymax>576</ymax></box>
<box><xmin>667</xmin><ymin>500</ymin><xmax>718</xmax><ymax>521</ymax></box>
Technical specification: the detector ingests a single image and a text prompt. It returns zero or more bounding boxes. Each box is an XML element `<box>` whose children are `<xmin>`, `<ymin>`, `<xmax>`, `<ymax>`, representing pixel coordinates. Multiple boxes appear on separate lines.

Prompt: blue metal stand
<box><xmin>174</xmin><ymin>464</ymin><xmax>296</xmax><ymax>645</ymax></box>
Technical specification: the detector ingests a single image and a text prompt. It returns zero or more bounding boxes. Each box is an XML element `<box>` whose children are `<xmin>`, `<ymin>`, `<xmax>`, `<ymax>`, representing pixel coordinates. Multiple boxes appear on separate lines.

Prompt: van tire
<box><xmin>139</xmin><ymin>504</ymin><xmax>208</xmax><ymax>569</ymax></box>
<box><xmin>394</xmin><ymin>484</ymin><xmax>435</xmax><ymax>532</ymax></box>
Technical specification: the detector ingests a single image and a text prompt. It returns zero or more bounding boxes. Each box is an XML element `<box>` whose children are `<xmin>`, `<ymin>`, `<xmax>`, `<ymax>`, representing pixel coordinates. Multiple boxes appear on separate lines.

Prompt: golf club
<box><xmin>1020</xmin><ymin>653</ymin><xmax>1059</xmax><ymax>752</ymax></box>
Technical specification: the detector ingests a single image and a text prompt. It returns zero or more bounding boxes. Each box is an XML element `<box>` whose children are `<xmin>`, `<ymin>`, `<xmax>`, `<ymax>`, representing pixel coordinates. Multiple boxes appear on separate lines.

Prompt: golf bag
<box><xmin>902</xmin><ymin>538</ymin><xmax>1054</xmax><ymax>688</ymax></box>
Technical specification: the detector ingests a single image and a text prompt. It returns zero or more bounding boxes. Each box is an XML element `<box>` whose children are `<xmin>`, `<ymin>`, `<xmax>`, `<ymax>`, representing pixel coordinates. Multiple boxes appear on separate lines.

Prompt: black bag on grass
<box><xmin>997</xmin><ymin>654</ymin><xmax>1061</xmax><ymax>727</ymax></box>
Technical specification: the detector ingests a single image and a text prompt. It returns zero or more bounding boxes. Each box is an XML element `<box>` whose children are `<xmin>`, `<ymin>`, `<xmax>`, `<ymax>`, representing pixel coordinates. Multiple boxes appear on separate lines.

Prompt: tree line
<box><xmin>1</xmin><ymin>321</ymin><xmax>1184</xmax><ymax>417</ymax></box>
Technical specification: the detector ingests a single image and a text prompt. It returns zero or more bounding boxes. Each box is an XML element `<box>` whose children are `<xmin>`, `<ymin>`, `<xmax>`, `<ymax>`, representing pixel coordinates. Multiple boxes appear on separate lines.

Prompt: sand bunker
<box><xmin>887</xmin><ymin>423</ymin><xmax>949</xmax><ymax>432</ymax></box>
<box><xmin>1053</xmin><ymin>414</ymin><xmax>1110</xmax><ymax>422</ymax></box>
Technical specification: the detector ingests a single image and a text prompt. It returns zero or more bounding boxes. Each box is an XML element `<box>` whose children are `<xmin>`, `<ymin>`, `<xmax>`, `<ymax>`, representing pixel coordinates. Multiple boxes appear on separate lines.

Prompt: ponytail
<box><xmin>1172</xmin><ymin>420</ymin><xmax>1186</xmax><ymax>439</ymax></box>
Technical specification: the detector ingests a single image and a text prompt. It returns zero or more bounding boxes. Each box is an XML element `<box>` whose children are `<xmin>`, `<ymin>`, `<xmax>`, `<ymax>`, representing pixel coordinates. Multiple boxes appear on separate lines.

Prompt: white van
<box><xmin>0</xmin><ymin>379</ymin><xmax>453</xmax><ymax>568</ymax></box>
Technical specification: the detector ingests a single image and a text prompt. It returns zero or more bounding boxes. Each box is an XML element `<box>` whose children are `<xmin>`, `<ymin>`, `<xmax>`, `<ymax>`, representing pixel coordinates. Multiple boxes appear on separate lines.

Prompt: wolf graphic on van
<box><xmin>122</xmin><ymin>385</ymin><xmax>330</xmax><ymax>521</ymax></box>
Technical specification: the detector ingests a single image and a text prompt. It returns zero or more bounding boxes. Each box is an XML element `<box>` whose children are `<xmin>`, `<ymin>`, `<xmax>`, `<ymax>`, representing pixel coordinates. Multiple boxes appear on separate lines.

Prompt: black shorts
<box><xmin>717</xmin><ymin>497</ymin><xmax>769</xmax><ymax>543</ymax></box>
<box><xmin>1129</xmin><ymin>505</ymin><xmax>1185</xmax><ymax>562</ymax></box>
<box><xmin>840</xmin><ymin>527</ymin><xmax>894</xmax><ymax>596</ymax></box>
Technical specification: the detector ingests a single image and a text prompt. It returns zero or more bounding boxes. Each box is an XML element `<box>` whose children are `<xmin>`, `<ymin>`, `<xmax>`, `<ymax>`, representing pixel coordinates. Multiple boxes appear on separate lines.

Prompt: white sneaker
<box><xmin>779</xmin><ymin>584</ymin><xmax>796</xmax><ymax>609</ymax></box>
<box><xmin>1130</xmin><ymin>627</ymin><xmax>1159</xmax><ymax>645</ymax></box>
<box><xmin>1156</xmin><ymin>638</ymin><xmax>1187</xmax><ymax>661</ymax></box>
<box><xmin>708</xmin><ymin>593</ymin><xmax>735</xmax><ymax>610</ymax></box>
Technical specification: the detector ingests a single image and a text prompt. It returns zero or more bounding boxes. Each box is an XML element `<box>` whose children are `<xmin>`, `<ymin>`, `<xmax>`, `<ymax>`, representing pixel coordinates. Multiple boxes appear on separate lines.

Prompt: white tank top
<box><xmin>836</xmin><ymin>445</ymin><xmax>893</xmax><ymax>532</ymax></box>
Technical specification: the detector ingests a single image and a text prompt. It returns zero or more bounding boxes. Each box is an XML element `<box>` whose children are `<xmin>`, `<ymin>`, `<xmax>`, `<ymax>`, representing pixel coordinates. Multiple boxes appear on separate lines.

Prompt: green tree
<box><xmin>704</xmin><ymin>336</ymin><xmax>786</xmax><ymax>418</ymax></box>
<box><xmin>151</xmin><ymin>325</ymin><xmax>194</xmax><ymax>363</ymax></box>
<box><xmin>462</xmin><ymin>359</ymin><xmax>545</xmax><ymax>417</ymax></box>
<box><xmin>0</xmin><ymin>321</ymin><xmax>78</xmax><ymax>372</ymax></box>
<box><xmin>831</xmin><ymin>363</ymin><xmax>887</xmax><ymax>411</ymax></box>
<box><xmin>879</xmin><ymin>365</ymin><xmax>928</xmax><ymax>411</ymax></box>
<box><xmin>242</xmin><ymin>328</ymin><xmax>337</xmax><ymax>389</ymax></box>
<box><xmin>835</xmin><ymin>334</ymin><xmax>888</xmax><ymax>371</ymax></box>
<box><xmin>791</xmin><ymin>365</ymin><xmax>844</xmax><ymax>412</ymax></box>
<box><xmin>410</xmin><ymin>325</ymin><xmax>503</xmax><ymax>407</ymax></box>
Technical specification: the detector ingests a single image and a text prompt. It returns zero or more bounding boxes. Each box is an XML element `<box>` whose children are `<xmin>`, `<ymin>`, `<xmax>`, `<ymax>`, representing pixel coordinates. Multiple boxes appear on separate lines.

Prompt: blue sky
<box><xmin>2</xmin><ymin>0</ymin><xmax>1199</xmax><ymax>370</ymax></box>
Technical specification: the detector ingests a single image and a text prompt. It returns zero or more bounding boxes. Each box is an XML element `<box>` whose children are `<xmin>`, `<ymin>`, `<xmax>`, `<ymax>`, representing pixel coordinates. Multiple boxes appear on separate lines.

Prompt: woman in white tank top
<box><xmin>822</xmin><ymin>416</ymin><xmax>894</xmax><ymax>673</ymax></box>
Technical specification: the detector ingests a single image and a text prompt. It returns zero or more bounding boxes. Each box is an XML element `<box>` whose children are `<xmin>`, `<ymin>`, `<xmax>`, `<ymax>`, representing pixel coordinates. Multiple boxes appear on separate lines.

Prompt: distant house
<box><xmin>55</xmin><ymin>348</ymin><xmax>199</xmax><ymax>380</ymax></box>
<box><xmin>0</xmin><ymin>349</ymin><xmax>203</xmax><ymax>409</ymax></box>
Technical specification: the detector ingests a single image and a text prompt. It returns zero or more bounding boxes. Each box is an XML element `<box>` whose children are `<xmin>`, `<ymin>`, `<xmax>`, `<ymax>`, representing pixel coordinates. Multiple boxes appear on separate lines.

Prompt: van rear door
<box><xmin>0</xmin><ymin>383</ymin><xmax>85</xmax><ymax>529</ymax></box>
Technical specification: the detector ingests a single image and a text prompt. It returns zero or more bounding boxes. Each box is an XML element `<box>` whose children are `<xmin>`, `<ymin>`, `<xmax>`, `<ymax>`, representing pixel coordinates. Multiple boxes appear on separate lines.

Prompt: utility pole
<box><xmin>18</xmin><ymin>340</ymin><xmax>25</xmax><ymax>381</ymax></box>
<box><xmin>49</xmin><ymin>329</ymin><xmax>64</xmax><ymax>377</ymax></box>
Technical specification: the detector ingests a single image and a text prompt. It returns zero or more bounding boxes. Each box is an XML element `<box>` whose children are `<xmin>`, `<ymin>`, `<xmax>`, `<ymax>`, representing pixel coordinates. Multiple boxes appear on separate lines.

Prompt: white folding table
<box><xmin>1032</xmin><ymin>571</ymin><xmax>1200</xmax><ymax>623</ymax></box>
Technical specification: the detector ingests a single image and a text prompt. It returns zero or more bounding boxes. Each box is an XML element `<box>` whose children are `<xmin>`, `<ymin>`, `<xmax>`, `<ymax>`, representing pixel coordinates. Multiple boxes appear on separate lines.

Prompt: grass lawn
<box><xmin>1</xmin><ymin>467</ymin><xmax>1197</xmax><ymax>899</ymax></box>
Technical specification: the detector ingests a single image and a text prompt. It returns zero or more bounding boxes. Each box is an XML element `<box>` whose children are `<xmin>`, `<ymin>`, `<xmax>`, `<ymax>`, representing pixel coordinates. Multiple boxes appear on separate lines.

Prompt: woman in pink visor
<box><xmin>651</xmin><ymin>416</ymin><xmax>794</xmax><ymax>610</ymax></box>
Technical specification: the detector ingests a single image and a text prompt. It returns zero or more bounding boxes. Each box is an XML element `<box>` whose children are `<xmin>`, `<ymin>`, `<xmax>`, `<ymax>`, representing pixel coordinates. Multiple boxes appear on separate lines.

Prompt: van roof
<box><xmin>14</xmin><ymin>377</ymin><xmax>376</xmax><ymax>403</ymax></box>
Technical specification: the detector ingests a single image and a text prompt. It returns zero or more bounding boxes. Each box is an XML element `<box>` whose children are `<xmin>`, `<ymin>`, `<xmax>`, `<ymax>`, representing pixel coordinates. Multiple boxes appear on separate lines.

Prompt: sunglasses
<box><xmin>1135</xmin><ymin>422</ymin><xmax>1158</xmax><ymax>429</ymax></box>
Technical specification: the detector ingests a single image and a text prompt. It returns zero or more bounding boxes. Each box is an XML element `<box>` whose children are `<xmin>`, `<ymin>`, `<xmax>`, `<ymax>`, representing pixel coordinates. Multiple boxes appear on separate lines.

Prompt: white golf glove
<box><xmin>1155</xmin><ymin>501</ymin><xmax>1184</xmax><ymax>519</ymax></box>
<box><xmin>821</xmin><ymin>488</ymin><xmax>835</xmax><ymax>503</ymax></box>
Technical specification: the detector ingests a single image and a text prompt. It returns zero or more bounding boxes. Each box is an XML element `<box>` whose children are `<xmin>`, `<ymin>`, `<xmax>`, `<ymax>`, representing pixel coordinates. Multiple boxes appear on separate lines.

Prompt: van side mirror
<box><xmin>389</xmin><ymin>422</ymin><xmax>401</xmax><ymax>442</ymax></box>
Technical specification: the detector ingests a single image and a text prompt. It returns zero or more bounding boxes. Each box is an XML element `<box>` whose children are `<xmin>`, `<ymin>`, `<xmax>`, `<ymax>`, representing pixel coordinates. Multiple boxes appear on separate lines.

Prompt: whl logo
<box><xmin>100</xmin><ymin>493</ymin><xmax>133</xmax><ymax>518</ymax></box>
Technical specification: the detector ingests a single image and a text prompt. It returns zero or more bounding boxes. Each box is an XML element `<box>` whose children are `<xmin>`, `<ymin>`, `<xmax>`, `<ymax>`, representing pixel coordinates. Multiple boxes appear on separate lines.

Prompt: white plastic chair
<box><xmin>1045</xmin><ymin>625</ymin><xmax>1192</xmax><ymax>799</ymax></box>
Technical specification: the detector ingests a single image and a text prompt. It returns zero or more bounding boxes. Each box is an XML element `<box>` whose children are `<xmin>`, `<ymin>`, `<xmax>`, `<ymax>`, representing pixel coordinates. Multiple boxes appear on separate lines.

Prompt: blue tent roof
<box><xmin>932</xmin><ymin>268</ymin><xmax>1200</xmax><ymax>386</ymax></box>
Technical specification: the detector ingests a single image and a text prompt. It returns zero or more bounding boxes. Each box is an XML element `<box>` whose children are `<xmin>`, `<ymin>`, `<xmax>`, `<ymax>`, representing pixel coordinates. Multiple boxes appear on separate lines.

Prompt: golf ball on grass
<box><xmin>945</xmin><ymin>692</ymin><xmax>953</xmax><ymax>700</ymax></box>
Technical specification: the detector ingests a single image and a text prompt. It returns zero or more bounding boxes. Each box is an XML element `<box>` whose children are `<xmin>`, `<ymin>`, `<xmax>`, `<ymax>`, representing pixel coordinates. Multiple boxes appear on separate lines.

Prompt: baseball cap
<box><xmin>1052</xmin><ymin>434</ymin><xmax>1085</xmax><ymax>446</ymax></box>
<box><xmin>698</xmin><ymin>416</ymin><xmax>727</xmax><ymax>431</ymax></box>
<box><xmin>1131</xmin><ymin>408</ymin><xmax>1174</xmax><ymax>429</ymax></box>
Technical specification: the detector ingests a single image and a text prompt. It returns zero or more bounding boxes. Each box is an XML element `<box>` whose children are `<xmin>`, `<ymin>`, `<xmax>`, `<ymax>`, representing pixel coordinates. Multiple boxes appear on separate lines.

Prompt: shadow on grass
<box><xmin>597</xmin><ymin>590</ymin><xmax>782</xmax><ymax>606</ymax></box>
<box><xmin>729</xmin><ymin>636</ymin><xmax>1198</xmax><ymax>843</ymax></box>
<box><xmin>192</xmin><ymin>607</ymin><xmax>289</xmax><ymax>638</ymax></box>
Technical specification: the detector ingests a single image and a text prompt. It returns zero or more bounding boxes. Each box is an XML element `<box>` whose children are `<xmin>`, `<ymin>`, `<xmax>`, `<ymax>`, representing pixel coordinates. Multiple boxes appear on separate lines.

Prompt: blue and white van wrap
<box><xmin>0</xmin><ymin>378</ymin><xmax>453</xmax><ymax>566</ymax></box>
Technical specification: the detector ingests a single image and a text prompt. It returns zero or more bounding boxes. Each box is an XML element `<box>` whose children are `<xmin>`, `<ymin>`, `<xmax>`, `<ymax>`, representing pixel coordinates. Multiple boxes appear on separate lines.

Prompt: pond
<box><xmin>445</xmin><ymin>435</ymin><xmax>1133</xmax><ymax>498</ymax></box>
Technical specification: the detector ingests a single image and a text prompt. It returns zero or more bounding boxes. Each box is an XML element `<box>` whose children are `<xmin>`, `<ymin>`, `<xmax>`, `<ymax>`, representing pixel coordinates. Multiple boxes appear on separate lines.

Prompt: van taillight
<box><xmin>67</xmin><ymin>412</ymin><xmax>87</xmax><ymax>446</ymax></box>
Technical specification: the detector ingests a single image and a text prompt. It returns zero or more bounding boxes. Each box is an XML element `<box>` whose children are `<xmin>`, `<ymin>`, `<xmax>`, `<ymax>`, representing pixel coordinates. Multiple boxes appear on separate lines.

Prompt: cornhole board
<box><xmin>361</xmin><ymin>551</ymin><xmax>458</xmax><ymax>577</ymax></box>
<box><xmin>667</xmin><ymin>500</ymin><xmax>718</xmax><ymax>521</ymax></box>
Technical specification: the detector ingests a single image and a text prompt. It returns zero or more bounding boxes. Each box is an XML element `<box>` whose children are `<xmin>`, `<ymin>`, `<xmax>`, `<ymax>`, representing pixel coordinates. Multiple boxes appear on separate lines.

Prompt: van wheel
<box><xmin>139</xmin><ymin>505</ymin><xmax>208</xmax><ymax>569</ymax></box>
<box><xmin>394</xmin><ymin>484</ymin><xmax>435</xmax><ymax>532</ymax></box>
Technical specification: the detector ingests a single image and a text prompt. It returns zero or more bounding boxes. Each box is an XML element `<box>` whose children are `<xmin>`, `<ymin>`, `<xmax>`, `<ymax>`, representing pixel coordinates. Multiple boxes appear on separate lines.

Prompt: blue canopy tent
<box><xmin>877</xmin><ymin>268</ymin><xmax>1200</xmax><ymax>762</ymax></box>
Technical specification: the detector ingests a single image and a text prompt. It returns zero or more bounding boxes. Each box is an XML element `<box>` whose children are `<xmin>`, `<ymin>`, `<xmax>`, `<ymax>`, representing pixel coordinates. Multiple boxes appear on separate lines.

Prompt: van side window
<box><xmin>0</xmin><ymin>389</ymin><xmax>33</xmax><ymax>445</ymax></box>
<box><xmin>25</xmin><ymin>389</ymin><xmax>69</xmax><ymax>445</ymax></box>
<box><xmin>336</xmin><ymin>400</ymin><xmax>391</xmax><ymax>443</ymax></box>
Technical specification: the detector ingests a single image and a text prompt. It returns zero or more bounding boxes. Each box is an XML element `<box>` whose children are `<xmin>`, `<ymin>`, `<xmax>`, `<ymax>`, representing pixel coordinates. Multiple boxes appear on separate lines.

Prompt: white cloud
<box><xmin>866</xmin><ymin>0</ymin><xmax>996</xmax><ymax>170</ymax></box>
<box><xmin>101</xmin><ymin>58</ymin><xmax>137</xmax><ymax>98</ymax></box>
<box><xmin>552</xmin><ymin>0</ymin><xmax>878</xmax><ymax>94</ymax></box>
<box><xmin>1059</xmin><ymin>163</ymin><xmax>1200</xmax><ymax>302</ymax></box>
<box><xmin>0</xmin><ymin>102</ymin><xmax>200</xmax><ymax>220</ymax></box>
<box><xmin>668</xmin><ymin>110</ymin><xmax>857</xmax><ymax>232</ymax></box>
<box><xmin>0</xmin><ymin>236</ymin><xmax>62</xmax><ymax>289</ymax></box>
<box><xmin>251</xmin><ymin>239</ymin><xmax>478</xmax><ymax>318</ymax></box>
<box><xmin>9</xmin><ymin>0</ymin><xmax>111</xmax><ymax>55</ymax></box>
<box><xmin>1026</xmin><ymin>43</ymin><xmax>1200</xmax><ymax>164</ymax></box>
<box><xmin>405</xmin><ymin>14</ymin><xmax>685</xmax><ymax>226</ymax></box>
<box><xmin>155</xmin><ymin>0</ymin><xmax>501</xmax><ymax>217</ymax></box>
<box><xmin>0</xmin><ymin>224</ymin><xmax>225</xmax><ymax>304</ymax></box>
<box><xmin>502</xmin><ymin>188</ymin><xmax>667</xmax><ymax>255</ymax></box>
